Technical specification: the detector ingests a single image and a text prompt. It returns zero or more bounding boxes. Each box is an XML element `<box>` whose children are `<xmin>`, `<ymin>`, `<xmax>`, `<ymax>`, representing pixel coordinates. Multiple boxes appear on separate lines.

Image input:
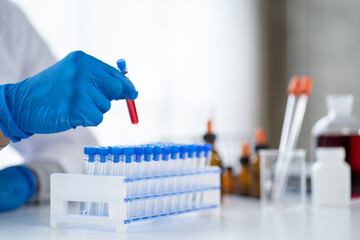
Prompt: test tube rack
<box><xmin>50</xmin><ymin>167</ymin><xmax>221</xmax><ymax>232</ymax></box>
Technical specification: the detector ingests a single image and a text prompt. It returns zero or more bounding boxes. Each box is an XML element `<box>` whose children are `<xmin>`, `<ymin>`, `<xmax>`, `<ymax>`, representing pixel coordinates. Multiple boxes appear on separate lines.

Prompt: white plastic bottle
<box><xmin>311</xmin><ymin>147</ymin><xmax>350</xmax><ymax>207</ymax></box>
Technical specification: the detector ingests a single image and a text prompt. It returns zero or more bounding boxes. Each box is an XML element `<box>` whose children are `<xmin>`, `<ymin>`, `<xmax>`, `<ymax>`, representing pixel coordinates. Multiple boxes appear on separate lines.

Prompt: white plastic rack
<box><xmin>50</xmin><ymin>144</ymin><xmax>221</xmax><ymax>232</ymax></box>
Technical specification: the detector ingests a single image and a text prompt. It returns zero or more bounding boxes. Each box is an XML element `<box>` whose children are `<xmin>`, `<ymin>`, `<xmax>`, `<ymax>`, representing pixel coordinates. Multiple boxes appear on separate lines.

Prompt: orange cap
<box><xmin>287</xmin><ymin>76</ymin><xmax>302</xmax><ymax>97</ymax></box>
<box><xmin>207</xmin><ymin>120</ymin><xmax>212</xmax><ymax>134</ymax></box>
<box><xmin>255</xmin><ymin>127</ymin><xmax>267</xmax><ymax>145</ymax></box>
<box><xmin>300</xmin><ymin>76</ymin><xmax>313</xmax><ymax>96</ymax></box>
<box><xmin>242</xmin><ymin>142</ymin><xmax>250</xmax><ymax>158</ymax></box>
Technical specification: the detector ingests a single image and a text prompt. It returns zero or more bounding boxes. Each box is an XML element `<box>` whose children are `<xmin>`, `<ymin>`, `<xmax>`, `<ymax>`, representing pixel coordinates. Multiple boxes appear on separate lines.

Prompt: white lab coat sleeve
<box><xmin>0</xmin><ymin>0</ymin><xmax>98</xmax><ymax>202</ymax></box>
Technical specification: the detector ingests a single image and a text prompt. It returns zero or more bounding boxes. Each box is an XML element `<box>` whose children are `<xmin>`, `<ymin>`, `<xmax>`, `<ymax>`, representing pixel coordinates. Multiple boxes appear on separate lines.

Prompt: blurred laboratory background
<box><xmin>2</xmin><ymin>0</ymin><xmax>360</xmax><ymax>169</ymax></box>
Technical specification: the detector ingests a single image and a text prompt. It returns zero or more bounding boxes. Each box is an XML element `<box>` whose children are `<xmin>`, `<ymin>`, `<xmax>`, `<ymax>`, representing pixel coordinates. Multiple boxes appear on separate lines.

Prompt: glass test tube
<box><xmin>170</xmin><ymin>145</ymin><xmax>179</xmax><ymax>175</ymax></box>
<box><xmin>117</xmin><ymin>59</ymin><xmax>139</xmax><ymax>125</ymax></box>
<box><xmin>187</xmin><ymin>145</ymin><xmax>196</xmax><ymax>173</ymax></box>
<box><xmin>195</xmin><ymin>145</ymin><xmax>205</xmax><ymax>206</ymax></box>
<box><xmin>160</xmin><ymin>146</ymin><xmax>171</xmax><ymax>176</ymax></box>
<box><xmin>204</xmin><ymin>143</ymin><xmax>212</xmax><ymax>166</ymax></box>
<box><xmin>123</xmin><ymin>147</ymin><xmax>134</xmax><ymax>179</ymax></box>
<box><xmin>110</xmin><ymin>146</ymin><xmax>123</xmax><ymax>176</ymax></box>
<box><xmin>95</xmin><ymin>147</ymin><xmax>110</xmax><ymax>216</ymax></box>
<box><xmin>80</xmin><ymin>146</ymin><xmax>97</xmax><ymax>215</ymax></box>
<box><xmin>133</xmin><ymin>147</ymin><xmax>144</xmax><ymax>178</ymax></box>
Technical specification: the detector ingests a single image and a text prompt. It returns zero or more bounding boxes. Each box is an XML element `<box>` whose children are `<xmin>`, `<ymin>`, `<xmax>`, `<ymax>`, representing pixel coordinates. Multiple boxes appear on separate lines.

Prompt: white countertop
<box><xmin>0</xmin><ymin>196</ymin><xmax>358</xmax><ymax>240</ymax></box>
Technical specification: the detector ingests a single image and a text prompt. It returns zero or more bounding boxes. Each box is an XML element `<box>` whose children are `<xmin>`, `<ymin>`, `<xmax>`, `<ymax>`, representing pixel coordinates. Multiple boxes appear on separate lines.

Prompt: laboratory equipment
<box><xmin>203</xmin><ymin>120</ymin><xmax>223</xmax><ymax>168</ymax></box>
<box><xmin>237</xmin><ymin>142</ymin><xmax>251</xmax><ymax>196</ymax></box>
<box><xmin>272</xmin><ymin>76</ymin><xmax>313</xmax><ymax>200</ymax></box>
<box><xmin>311</xmin><ymin>147</ymin><xmax>350</xmax><ymax>207</ymax></box>
<box><xmin>117</xmin><ymin>59</ymin><xmax>139</xmax><ymax>125</ymax></box>
<box><xmin>273</xmin><ymin>76</ymin><xmax>301</xmax><ymax>195</ymax></box>
<box><xmin>222</xmin><ymin>167</ymin><xmax>234</xmax><ymax>194</ymax></box>
<box><xmin>260</xmin><ymin>149</ymin><xmax>306</xmax><ymax>211</ymax></box>
<box><xmin>312</xmin><ymin>94</ymin><xmax>360</xmax><ymax>196</ymax></box>
<box><xmin>249</xmin><ymin>128</ymin><xmax>268</xmax><ymax>198</ymax></box>
<box><xmin>50</xmin><ymin>143</ymin><xmax>221</xmax><ymax>232</ymax></box>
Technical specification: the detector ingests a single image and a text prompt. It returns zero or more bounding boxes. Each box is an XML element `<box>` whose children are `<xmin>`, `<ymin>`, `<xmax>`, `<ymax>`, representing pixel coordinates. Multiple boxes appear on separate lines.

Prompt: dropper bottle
<box><xmin>249</xmin><ymin>128</ymin><xmax>268</xmax><ymax>198</ymax></box>
<box><xmin>203</xmin><ymin>120</ymin><xmax>223</xmax><ymax>169</ymax></box>
<box><xmin>237</xmin><ymin>142</ymin><xmax>251</xmax><ymax>196</ymax></box>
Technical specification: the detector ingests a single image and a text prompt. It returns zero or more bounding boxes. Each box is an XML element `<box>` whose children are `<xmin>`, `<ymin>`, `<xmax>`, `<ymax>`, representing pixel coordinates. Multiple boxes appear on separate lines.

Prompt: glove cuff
<box><xmin>0</xmin><ymin>84</ymin><xmax>33</xmax><ymax>142</ymax></box>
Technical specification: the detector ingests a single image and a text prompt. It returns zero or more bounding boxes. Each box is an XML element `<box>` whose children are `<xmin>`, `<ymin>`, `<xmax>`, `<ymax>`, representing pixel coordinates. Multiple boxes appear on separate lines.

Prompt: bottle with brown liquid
<box><xmin>249</xmin><ymin>128</ymin><xmax>268</xmax><ymax>198</ymax></box>
<box><xmin>237</xmin><ymin>142</ymin><xmax>251</xmax><ymax>196</ymax></box>
<box><xmin>312</xmin><ymin>95</ymin><xmax>360</xmax><ymax>196</ymax></box>
<box><xmin>203</xmin><ymin>120</ymin><xmax>223</xmax><ymax>168</ymax></box>
<box><xmin>222</xmin><ymin>167</ymin><xmax>234</xmax><ymax>194</ymax></box>
<box><xmin>203</xmin><ymin>120</ymin><xmax>225</xmax><ymax>194</ymax></box>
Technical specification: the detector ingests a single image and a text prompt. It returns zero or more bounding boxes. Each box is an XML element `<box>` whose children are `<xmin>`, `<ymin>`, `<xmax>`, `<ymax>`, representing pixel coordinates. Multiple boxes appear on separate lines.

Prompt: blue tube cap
<box><xmin>84</xmin><ymin>146</ymin><xmax>97</xmax><ymax>155</ymax></box>
<box><xmin>97</xmin><ymin>147</ymin><xmax>110</xmax><ymax>156</ymax></box>
<box><xmin>162</xmin><ymin>146</ymin><xmax>171</xmax><ymax>155</ymax></box>
<box><xmin>188</xmin><ymin>144</ymin><xmax>196</xmax><ymax>158</ymax></box>
<box><xmin>110</xmin><ymin>146</ymin><xmax>123</xmax><ymax>156</ymax></box>
<box><xmin>117</xmin><ymin>59</ymin><xmax>128</xmax><ymax>74</ymax></box>
<box><xmin>123</xmin><ymin>146</ymin><xmax>134</xmax><ymax>156</ymax></box>
<box><xmin>179</xmin><ymin>145</ymin><xmax>188</xmax><ymax>159</ymax></box>
<box><xmin>153</xmin><ymin>146</ymin><xmax>162</xmax><ymax>155</ymax></box>
<box><xmin>204</xmin><ymin>143</ymin><xmax>212</xmax><ymax>157</ymax></box>
<box><xmin>134</xmin><ymin>146</ymin><xmax>144</xmax><ymax>155</ymax></box>
<box><xmin>171</xmin><ymin>145</ymin><xmax>180</xmax><ymax>154</ymax></box>
<box><xmin>204</xmin><ymin>143</ymin><xmax>212</xmax><ymax>151</ymax></box>
<box><xmin>144</xmin><ymin>146</ymin><xmax>153</xmax><ymax>155</ymax></box>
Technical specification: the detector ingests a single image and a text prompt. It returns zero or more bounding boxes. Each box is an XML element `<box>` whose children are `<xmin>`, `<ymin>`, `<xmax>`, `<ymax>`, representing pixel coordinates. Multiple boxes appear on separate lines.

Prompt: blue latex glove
<box><xmin>0</xmin><ymin>166</ymin><xmax>36</xmax><ymax>212</ymax></box>
<box><xmin>0</xmin><ymin>51</ymin><xmax>138</xmax><ymax>142</ymax></box>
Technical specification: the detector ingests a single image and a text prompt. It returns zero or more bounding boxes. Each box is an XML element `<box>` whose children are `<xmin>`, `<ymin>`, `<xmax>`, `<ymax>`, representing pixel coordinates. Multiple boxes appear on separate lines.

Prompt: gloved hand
<box><xmin>0</xmin><ymin>51</ymin><xmax>138</xmax><ymax>142</ymax></box>
<box><xmin>0</xmin><ymin>166</ymin><xmax>36</xmax><ymax>212</ymax></box>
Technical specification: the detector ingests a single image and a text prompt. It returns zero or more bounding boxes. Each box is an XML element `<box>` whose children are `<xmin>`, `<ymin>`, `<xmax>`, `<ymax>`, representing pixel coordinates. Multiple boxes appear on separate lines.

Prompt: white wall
<box><xmin>9</xmin><ymin>0</ymin><xmax>260</xmax><ymax>147</ymax></box>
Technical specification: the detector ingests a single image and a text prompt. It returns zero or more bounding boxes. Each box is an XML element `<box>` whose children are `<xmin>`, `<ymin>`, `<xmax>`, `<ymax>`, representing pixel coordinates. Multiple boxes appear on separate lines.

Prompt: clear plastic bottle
<box><xmin>312</xmin><ymin>147</ymin><xmax>350</xmax><ymax>207</ymax></box>
<box><xmin>312</xmin><ymin>94</ymin><xmax>360</xmax><ymax>196</ymax></box>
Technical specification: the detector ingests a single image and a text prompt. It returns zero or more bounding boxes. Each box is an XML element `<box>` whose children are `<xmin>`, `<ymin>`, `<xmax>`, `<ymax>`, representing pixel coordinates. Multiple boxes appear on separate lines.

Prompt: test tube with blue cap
<box><xmin>80</xmin><ymin>146</ymin><xmax>97</xmax><ymax>215</ymax></box>
<box><xmin>187</xmin><ymin>144</ymin><xmax>196</xmax><ymax>173</ymax></box>
<box><xmin>109</xmin><ymin>146</ymin><xmax>123</xmax><ymax>176</ymax></box>
<box><xmin>160</xmin><ymin>145</ymin><xmax>171</xmax><ymax>176</ymax></box>
<box><xmin>117</xmin><ymin>59</ymin><xmax>139</xmax><ymax>125</ymax></box>
<box><xmin>95</xmin><ymin>147</ymin><xmax>110</xmax><ymax>215</ymax></box>
<box><xmin>196</xmin><ymin>144</ymin><xmax>205</xmax><ymax>169</ymax></box>
<box><xmin>170</xmin><ymin>145</ymin><xmax>180</xmax><ymax>174</ymax></box>
<box><xmin>97</xmin><ymin>147</ymin><xmax>110</xmax><ymax>176</ymax></box>
<box><xmin>143</xmin><ymin>146</ymin><xmax>153</xmax><ymax>178</ymax></box>
<box><xmin>123</xmin><ymin>146</ymin><xmax>134</xmax><ymax>179</ymax></box>
<box><xmin>83</xmin><ymin>146</ymin><xmax>97</xmax><ymax>175</ymax></box>
<box><xmin>133</xmin><ymin>146</ymin><xmax>144</xmax><ymax>178</ymax></box>
<box><xmin>179</xmin><ymin>145</ymin><xmax>188</xmax><ymax>173</ymax></box>
<box><xmin>152</xmin><ymin>145</ymin><xmax>162</xmax><ymax>177</ymax></box>
<box><xmin>203</xmin><ymin>143</ymin><xmax>212</xmax><ymax>166</ymax></box>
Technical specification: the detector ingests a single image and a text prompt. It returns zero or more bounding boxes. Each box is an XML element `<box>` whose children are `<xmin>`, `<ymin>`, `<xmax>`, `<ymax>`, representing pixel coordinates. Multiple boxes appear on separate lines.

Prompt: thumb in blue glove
<box><xmin>0</xmin><ymin>166</ymin><xmax>36</xmax><ymax>212</ymax></box>
<box><xmin>0</xmin><ymin>51</ymin><xmax>138</xmax><ymax>142</ymax></box>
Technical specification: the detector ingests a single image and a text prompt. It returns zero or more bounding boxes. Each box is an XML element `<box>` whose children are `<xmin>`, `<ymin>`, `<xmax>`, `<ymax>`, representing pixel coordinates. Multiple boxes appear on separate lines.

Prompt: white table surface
<box><xmin>0</xmin><ymin>196</ymin><xmax>358</xmax><ymax>240</ymax></box>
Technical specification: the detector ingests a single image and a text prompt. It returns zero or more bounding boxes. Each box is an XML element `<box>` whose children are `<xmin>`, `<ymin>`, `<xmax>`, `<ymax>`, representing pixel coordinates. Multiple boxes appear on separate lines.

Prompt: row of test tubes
<box><xmin>82</xmin><ymin>143</ymin><xmax>213</xmax><ymax>179</ymax></box>
<box><xmin>80</xmin><ymin>143</ymin><xmax>214</xmax><ymax>217</ymax></box>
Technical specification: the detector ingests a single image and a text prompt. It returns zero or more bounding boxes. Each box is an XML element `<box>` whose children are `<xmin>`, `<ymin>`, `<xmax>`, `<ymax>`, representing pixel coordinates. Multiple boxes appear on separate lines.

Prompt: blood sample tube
<box><xmin>117</xmin><ymin>59</ymin><xmax>139</xmax><ymax>125</ymax></box>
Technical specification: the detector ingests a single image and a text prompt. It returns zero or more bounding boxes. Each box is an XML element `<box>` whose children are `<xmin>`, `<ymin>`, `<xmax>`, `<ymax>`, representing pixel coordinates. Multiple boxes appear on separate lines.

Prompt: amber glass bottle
<box><xmin>238</xmin><ymin>142</ymin><xmax>251</xmax><ymax>196</ymax></box>
<box><xmin>203</xmin><ymin>120</ymin><xmax>223</xmax><ymax>169</ymax></box>
<box><xmin>222</xmin><ymin>167</ymin><xmax>234</xmax><ymax>194</ymax></box>
<box><xmin>203</xmin><ymin>120</ymin><xmax>225</xmax><ymax>194</ymax></box>
<box><xmin>249</xmin><ymin>128</ymin><xmax>268</xmax><ymax>198</ymax></box>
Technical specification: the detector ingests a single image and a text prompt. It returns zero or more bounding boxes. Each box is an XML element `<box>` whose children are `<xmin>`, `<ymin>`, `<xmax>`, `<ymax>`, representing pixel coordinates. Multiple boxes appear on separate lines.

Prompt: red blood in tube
<box><xmin>126</xmin><ymin>99</ymin><xmax>138</xmax><ymax>124</ymax></box>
